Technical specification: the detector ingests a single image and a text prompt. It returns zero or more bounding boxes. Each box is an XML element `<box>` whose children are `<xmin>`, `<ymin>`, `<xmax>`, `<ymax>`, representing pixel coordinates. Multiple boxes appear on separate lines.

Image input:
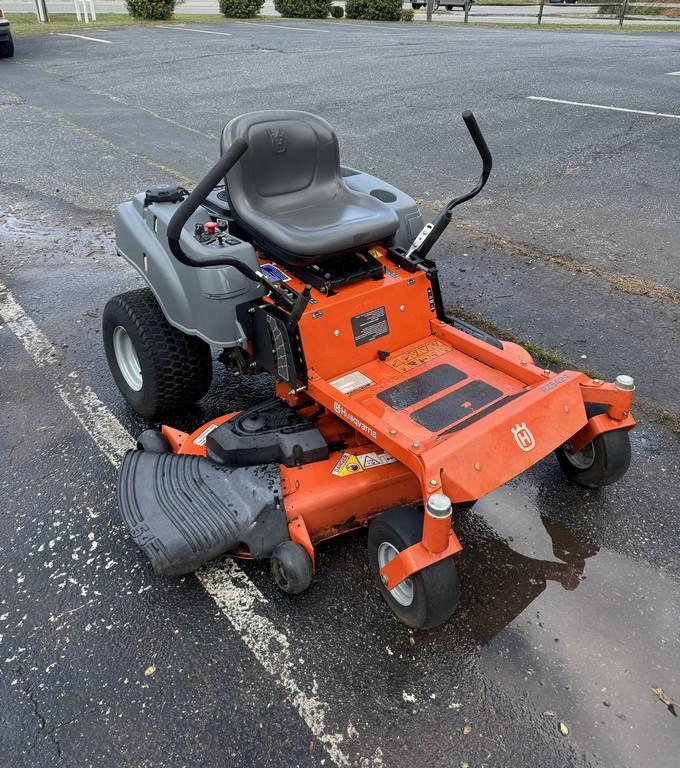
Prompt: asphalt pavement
<box><xmin>1</xmin><ymin>20</ymin><xmax>679</xmax><ymax>768</ymax></box>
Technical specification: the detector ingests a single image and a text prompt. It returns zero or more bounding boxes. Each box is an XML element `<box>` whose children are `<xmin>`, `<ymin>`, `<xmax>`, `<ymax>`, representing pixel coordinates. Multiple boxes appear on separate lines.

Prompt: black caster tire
<box><xmin>136</xmin><ymin>429</ymin><xmax>171</xmax><ymax>453</ymax></box>
<box><xmin>271</xmin><ymin>541</ymin><xmax>313</xmax><ymax>595</ymax></box>
<box><xmin>368</xmin><ymin>506</ymin><xmax>460</xmax><ymax>630</ymax></box>
<box><xmin>556</xmin><ymin>405</ymin><xmax>631</xmax><ymax>489</ymax></box>
<box><xmin>103</xmin><ymin>288</ymin><xmax>213</xmax><ymax>419</ymax></box>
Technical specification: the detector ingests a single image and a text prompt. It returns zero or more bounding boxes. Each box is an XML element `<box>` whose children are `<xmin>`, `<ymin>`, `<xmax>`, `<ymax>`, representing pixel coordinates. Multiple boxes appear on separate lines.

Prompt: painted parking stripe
<box><xmin>527</xmin><ymin>96</ymin><xmax>680</xmax><ymax>120</ymax></box>
<box><xmin>54</xmin><ymin>32</ymin><xmax>112</xmax><ymax>44</ymax></box>
<box><xmin>667</xmin><ymin>71</ymin><xmax>680</xmax><ymax>76</ymax></box>
<box><xmin>154</xmin><ymin>25</ymin><xmax>232</xmax><ymax>36</ymax></box>
<box><xmin>322</xmin><ymin>21</ymin><xmax>414</xmax><ymax>32</ymax></box>
<box><xmin>0</xmin><ymin>280</ymin><xmax>379</xmax><ymax>768</ymax></box>
<box><xmin>235</xmin><ymin>21</ymin><xmax>336</xmax><ymax>32</ymax></box>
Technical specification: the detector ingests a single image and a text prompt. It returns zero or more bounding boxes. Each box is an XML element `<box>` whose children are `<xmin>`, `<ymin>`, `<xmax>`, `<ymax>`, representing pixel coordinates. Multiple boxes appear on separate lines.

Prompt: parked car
<box><xmin>0</xmin><ymin>8</ymin><xmax>13</xmax><ymax>59</ymax></box>
<box><xmin>411</xmin><ymin>1</ymin><xmax>475</xmax><ymax>10</ymax></box>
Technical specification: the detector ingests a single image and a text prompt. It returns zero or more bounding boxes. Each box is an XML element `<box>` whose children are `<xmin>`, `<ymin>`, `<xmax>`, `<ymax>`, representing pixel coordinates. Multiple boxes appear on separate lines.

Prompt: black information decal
<box><xmin>350</xmin><ymin>306</ymin><xmax>389</xmax><ymax>347</ymax></box>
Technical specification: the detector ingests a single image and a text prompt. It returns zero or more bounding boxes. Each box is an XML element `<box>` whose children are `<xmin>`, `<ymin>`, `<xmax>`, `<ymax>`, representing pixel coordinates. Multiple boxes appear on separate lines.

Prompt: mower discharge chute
<box><xmin>104</xmin><ymin>110</ymin><xmax>635</xmax><ymax>629</ymax></box>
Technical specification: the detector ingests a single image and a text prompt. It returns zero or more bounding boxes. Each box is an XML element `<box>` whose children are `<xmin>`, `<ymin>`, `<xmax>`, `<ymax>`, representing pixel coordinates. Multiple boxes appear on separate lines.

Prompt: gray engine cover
<box><xmin>115</xmin><ymin>193</ymin><xmax>264</xmax><ymax>347</ymax></box>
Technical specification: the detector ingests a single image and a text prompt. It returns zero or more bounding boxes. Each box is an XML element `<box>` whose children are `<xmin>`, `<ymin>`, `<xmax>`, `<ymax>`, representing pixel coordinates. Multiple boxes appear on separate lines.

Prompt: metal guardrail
<box><xmin>423</xmin><ymin>0</ymin><xmax>680</xmax><ymax>26</ymax></box>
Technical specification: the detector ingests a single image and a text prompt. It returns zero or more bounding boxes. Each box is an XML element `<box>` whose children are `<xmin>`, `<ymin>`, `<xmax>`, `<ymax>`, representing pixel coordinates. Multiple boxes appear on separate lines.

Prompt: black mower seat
<box><xmin>222</xmin><ymin>110</ymin><xmax>399</xmax><ymax>266</ymax></box>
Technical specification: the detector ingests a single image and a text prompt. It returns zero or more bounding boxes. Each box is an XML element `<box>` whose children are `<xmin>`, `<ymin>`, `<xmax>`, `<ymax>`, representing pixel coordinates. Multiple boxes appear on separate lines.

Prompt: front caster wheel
<box><xmin>556</xmin><ymin>405</ymin><xmax>631</xmax><ymax>489</ymax></box>
<box><xmin>271</xmin><ymin>541</ymin><xmax>313</xmax><ymax>595</ymax></box>
<box><xmin>136</xmin><ymin>429</ymin><xmax>171</xmax><ymax>453</ymax></box>
<box><xmin>103</xmin><ymin>288</ymin><xmax>213</xmax><ymax>419</ymax></box>
<box><xmin>368</xmin><ymin>507</ymin><xmax>460</xmax><ymax>630</ymax></box>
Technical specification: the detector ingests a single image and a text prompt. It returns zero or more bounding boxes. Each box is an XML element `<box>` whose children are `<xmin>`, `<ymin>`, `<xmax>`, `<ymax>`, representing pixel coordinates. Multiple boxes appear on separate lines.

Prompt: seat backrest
<box><xmin>222</xmin><ymin>110</ymin><xmax>344</xmax><ymax>221</ymax></box>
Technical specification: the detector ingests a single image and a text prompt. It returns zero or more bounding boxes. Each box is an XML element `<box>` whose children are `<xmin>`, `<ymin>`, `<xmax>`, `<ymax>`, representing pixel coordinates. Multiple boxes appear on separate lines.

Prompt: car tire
<box><xmin>0</xmin><ymin>34</ymin><xmax>14</xmax><ymax>59</ymax></box>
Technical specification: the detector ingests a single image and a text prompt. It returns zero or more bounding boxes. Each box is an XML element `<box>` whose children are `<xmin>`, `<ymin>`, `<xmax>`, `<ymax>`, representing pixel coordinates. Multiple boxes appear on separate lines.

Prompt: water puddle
<box><xmin>456</xmin><ymin>483</ymin><xmax>680</xmax><ymax>767</ymax></box>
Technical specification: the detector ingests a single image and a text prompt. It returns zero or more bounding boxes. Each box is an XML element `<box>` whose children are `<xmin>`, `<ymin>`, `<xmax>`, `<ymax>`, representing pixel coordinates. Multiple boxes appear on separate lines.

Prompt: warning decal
<box><xmin>357</xmin><ymin>452</ymin><xmax>397</xmax><ymax>469</ymax></box>
<box><xmin>329</xmin><ymin>370</ymin><xmax>374</xmax><ymax>395</ymax></box>
<box><xmin>331</xmin><ymin>451</ymin><xmax>397</xmax><ymax>477</ymax></box>
<box><xmin>350</xmin><ymin>306</ymin><xmax>389</xmax><ymax>347</ymax></box>
<box><xmin>193</xmin><ymin>422</ymin><xmax>219</xmax><ymax>446</ymax></box>
<box><xmin>386</xmin><ymin>339</ymin><xmax>450</xmax><ymax>373</ymax></box>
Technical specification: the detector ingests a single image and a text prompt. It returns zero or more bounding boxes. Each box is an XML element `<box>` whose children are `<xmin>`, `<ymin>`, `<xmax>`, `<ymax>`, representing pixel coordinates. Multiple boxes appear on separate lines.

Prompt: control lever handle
<box><xmin>407</xmin><ymin>110</ymin><xmax>493</xmax><ymax>261</ymax></box>
<box><xmin>287</xmin><ymin>284</ymin><xmax>312</xmax><ymax>333</ymax></box>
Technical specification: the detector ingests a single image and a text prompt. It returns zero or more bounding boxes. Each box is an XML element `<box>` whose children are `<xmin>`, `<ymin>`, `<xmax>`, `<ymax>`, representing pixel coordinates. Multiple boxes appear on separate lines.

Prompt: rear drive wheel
<box><xmin>556</xmin><ymin>405</ymin><xmax>631</xmax><ymax>488</ymax></box>
<box><xmin>368</xmin><ymin>507</ymin><xmax>459</xmax><ymax>630</ymax></box>
<box><xmin>103</xmin><ymin>288</ymin><xmax>213</xmax><ymax>419</ymax></box>
<box><xmin>271</xmin><ymin>541</ymin><xmax>313</xmax><ymax>595</ymax></box>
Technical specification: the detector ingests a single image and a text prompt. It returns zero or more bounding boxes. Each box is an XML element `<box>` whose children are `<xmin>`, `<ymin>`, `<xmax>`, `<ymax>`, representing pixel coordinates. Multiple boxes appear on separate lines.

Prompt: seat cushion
<box><xmin>222</xmin><ymin>110</ymin><xmax>399</xmax><ymax>263</ymax></box>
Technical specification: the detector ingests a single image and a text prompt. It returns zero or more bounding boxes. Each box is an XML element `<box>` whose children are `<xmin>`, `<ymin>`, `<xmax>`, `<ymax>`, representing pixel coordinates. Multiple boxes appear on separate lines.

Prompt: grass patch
<box><xmin>8</xmin><ymin>13</ymin><xmax>281</xmax><ymax>39</ymax></box>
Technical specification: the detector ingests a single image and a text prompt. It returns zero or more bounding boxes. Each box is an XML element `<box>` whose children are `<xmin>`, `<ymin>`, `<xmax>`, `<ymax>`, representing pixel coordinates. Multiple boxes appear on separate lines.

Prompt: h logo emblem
<box><xmin>267</xmin><ymin>128</ymin><xmax>286</xmax><ymax>154</ymax></box>
<box><xmin>511</xmin><ymin>422</ymin><xmax>536</xmax><ymax>452</ymax></box>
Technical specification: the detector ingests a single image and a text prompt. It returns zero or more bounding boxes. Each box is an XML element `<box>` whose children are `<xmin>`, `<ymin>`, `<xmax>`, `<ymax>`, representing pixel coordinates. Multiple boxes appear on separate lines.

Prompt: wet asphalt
<box><xmin>1</xmin><ymin>20</ymin><xmax>679</xmax><ymax>768</ymax></box>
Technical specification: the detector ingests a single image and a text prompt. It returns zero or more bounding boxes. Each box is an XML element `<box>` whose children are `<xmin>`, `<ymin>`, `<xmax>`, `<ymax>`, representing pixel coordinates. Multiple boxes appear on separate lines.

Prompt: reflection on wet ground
<box><xmin>455</xmin><ymin>482</ymin><xmax>680</xmax><ymax>768</ymax></box>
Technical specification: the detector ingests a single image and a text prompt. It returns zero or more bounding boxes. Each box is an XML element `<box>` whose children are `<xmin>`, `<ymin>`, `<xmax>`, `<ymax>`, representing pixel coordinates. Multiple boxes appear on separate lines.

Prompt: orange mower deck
<box><xmin>163</xmin><ymin>249</ymin><xmax>635</xmax><ymax>592</ymax></box>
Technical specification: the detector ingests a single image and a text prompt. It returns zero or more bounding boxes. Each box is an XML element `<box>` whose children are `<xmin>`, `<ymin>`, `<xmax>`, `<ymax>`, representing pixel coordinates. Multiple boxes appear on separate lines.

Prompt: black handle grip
<box><xmin>415</xmin><ymin>110</ymin><xmax>494</xmax><ymax>260</ymax></box>
<box><xmin>286</xmin><ymin>284</ymin><xmax>312</xmax><ymax>333</ymax></box>
<box><xmin>462</xmin><ymin>110</ymin><xmax>492</xmax><ymax>179</ymax></box>
<box><xmin>167</xmin><ymin>138</ymin><xmax>248</xmax><ymax>265</ymax></box>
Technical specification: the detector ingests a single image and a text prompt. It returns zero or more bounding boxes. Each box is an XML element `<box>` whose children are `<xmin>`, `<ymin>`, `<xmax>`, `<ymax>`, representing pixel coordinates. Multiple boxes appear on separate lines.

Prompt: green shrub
<box><xmin>330</xmin><ymin>4</ymin><xmax>344</xmax><ymax>16</ymax></box>
<box><xmin>219</xmin><ymin>0</ymin><xmax>263</xmax><ymax>17</ymax></box>
<box><xmin>367</xmin><ymin>0</ymin><xmax>401</xmax><ymax>20</ymax></box>
<box><xmin>346</xmin><ymin>0</ymin><xmax>401</xmax><ymax>20</ymax></box>
<box><xmin>345</xmin><ymin>0</ymin><xmax>367</xmax><ymax>17</ymax></box>
<box><xmin>400</xmin><ymin>7</ymin><xmax>414</xmax><ymax>19</ymax></box>
<box><xmin>274</xmin><ymin>0</ymin><xmax>331</xmax><ymax>17</ymax></box>
<box><xmin>126</xmin><ymin>0</ymin><xmax>175</xmax><ymax>20</ymax></box>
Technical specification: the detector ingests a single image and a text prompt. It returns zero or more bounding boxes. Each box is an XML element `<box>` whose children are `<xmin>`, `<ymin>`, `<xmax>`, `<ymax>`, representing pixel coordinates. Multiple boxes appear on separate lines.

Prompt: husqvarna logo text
<box><xmin>267</xmin><ymin>128</ymin><xmax>286</xmax><ymax>154</ymax></box>
<box><xmin>511</xmin><ymin>422</ymin><xmax>536</xmax><ymax>452</ymax></box>
<box><xmin>333</xmin><ymin>402</ymin><xmax>377</xmax><ymax>439</ymax></box>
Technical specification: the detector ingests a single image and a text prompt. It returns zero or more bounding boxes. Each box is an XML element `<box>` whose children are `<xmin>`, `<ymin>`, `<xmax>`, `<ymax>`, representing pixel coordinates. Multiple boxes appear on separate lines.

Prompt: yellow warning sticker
<box><xmin>386</xmin><ymin>339</ymin><xmax>450</xmax><ymax>373</ymax></box>
<box><xmin>331</xmin><ymin>451</ymin><xmax>397</xmax><ymax>477</ymax></box>
<box><xmin>331</xmin><ymin>453</ymin><xmax>363</xmax><ymax>477</ymax></box>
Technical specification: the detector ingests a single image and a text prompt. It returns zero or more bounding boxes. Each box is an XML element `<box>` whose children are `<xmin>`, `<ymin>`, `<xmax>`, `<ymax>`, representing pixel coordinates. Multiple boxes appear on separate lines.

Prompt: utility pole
<box><xmin>426</xmin><ymin>0</ymin><xmax>434</xmax><ymax>22</ymax></box>
<box><xmin>34</xmin><ymin>0</ymin><xmax>49</xmax><ymax>22</ymax></box>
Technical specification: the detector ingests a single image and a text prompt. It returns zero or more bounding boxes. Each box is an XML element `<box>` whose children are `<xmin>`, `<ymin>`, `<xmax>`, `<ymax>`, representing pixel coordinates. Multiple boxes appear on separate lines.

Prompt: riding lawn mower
<box><xmin>103</xmin><ymin>109</ymin><xmax>635</xmax><ymax>629</ymax></box>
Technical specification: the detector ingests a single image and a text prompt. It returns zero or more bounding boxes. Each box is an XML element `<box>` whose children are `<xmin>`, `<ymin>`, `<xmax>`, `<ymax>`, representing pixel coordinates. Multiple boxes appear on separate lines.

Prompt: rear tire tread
<box><xmin>103</xmin><ymin>288</ymin><xmax>213</xmax><ymax>419</ymax></box>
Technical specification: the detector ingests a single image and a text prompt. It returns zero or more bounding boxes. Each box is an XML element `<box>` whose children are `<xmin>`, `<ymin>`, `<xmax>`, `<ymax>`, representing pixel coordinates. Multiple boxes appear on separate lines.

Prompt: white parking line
<box><xmin>327</xmin><ymin>21</ymin><xmax>413</xmax><ymax>32</ymax></box>
<box><xmin>0</xmin><ymin>280</ymin><xmax>378</xmax><ymax>768</ymax></box>
<box><xmin>235</xmin><ymin>21</ymin><xmax>340</xmax><ymax>33</ymax></box>
<box><xmin>154</xmin><ymin>25</ymin><xmax>232</xmax><ymax>36</ymax></box>
<box><xmin>666</xmin><ymin>71</ymin><xmax>680</xmax><ymax>76</ymax></box>
<box><xmin>54</xmin><ymin>32</ymin><xmax>112</xmax><ymax>44</ymax></box>
<box><xmin>527</xmin><ymin>96</ymin><xmax>680</xmax><ymax>120</ymax></box>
